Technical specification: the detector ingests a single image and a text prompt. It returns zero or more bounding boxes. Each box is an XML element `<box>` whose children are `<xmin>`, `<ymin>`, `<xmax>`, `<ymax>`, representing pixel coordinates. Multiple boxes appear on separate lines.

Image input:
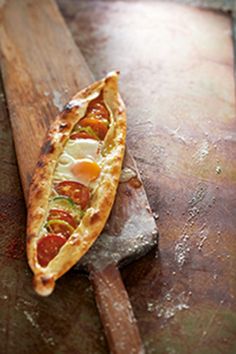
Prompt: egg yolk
<box><xmin>71</xmin><ymin>159</ymin><xmax>101</xmax><ymax>182</ymax></box>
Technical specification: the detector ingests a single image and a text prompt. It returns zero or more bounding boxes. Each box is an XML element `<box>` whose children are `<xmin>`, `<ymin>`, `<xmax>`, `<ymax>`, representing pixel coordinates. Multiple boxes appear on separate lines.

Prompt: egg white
<box><xmin>65</xmin><ymin>138</ymin><xmax>100</xmax><ymax>160</ymax></box>
<box><xmin>54</xmin><ymin>138</ymin><xmax>101</xmax><ymax>187</ymax></box>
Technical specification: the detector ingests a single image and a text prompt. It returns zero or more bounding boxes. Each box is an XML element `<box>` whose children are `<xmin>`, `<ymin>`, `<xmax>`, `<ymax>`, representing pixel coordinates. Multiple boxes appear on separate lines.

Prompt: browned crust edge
<box><xmin>26</xmin><ymin>72</ymin><xmax>126</xmax><ymax>296</ymax></box>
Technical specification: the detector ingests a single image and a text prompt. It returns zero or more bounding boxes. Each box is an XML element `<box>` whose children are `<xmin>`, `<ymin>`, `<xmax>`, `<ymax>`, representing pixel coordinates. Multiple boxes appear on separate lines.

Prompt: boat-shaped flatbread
<box><xmin>27</xmin><ymin>72</ymin><xmax>126</xmax><ymax>296</ymax></box>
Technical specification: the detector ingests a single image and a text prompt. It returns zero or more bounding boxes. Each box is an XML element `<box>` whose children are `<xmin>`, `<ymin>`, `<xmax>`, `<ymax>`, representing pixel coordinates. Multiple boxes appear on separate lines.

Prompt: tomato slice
<box><xmin>55</xmin><ymin>181</ymin><xmax>90</xmax><ymax>210</ymax></box>
<box><xmin>70</xmin><ymin>131</ymin><xmax>99</xmax><ymax>140</ymax></box>
<box><xmin>79</xmin><ymin>117</ymin><xmax>108</xmax><ymax>140</ymax></box>
<box><xmin>87</xmin><ymin>96</ymin><xmax>109</xmax><ymax>120</ymax></box>
<box><xmin>87</xmin><ymin>103</ymin><xmax>109</xmax><ymax>120</ymax></box>
<box><xmin>48</xmin><ymin>209</ymin><xmax>77</xmax><ymax>228</ymax></box>
<box><xmin>37</xmin><ymin>234</ymin><xmax>66</xmax><ymax>267</ymax></box>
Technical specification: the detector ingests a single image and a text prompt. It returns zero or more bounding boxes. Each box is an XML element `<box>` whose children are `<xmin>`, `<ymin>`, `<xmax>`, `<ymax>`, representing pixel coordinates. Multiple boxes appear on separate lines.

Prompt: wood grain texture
<box><xmin>0</xmin><ymin>0</ymin><xmax>93</xmax><ymax>198</ymax></box>
<box><xmin>90</xmin><ymin>263</ymin><xmax>144</xmax><ymax>354</ymax></box>
<box><xmin>0</xmin><ymin>71</ymin><xmax>108</xmax><ymax>354</ymax></box>
<box><xmin>58</xmin><ymin>1</ymin><xmax>236</xmax><ymax>353</ymax></box>
<box><xmin>0</xmin><ymin>1</ymin><xmax>107</xmax><ymax>353</ymax></box>
<box><xmin>0</xmin><ymin>1</ymin><xmax>155</xmax><ymax>353</ymax></box>
<box><xmin>0</xmin><ymin>0</ymin><xmax>236</xmax><ymax>353</ymax></box>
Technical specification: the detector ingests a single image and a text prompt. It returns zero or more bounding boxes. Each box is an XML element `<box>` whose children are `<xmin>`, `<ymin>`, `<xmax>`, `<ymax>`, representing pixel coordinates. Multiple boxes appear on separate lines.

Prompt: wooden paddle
<box><xmin>0</xmin><ymin>1</ymin><xmax>157</xmax><ymax>353</ymax></box>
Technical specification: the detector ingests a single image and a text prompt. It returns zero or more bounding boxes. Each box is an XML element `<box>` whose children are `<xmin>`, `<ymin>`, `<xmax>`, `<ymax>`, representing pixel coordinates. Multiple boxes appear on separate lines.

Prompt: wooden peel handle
<box><xmin>89</xmin><ymin>263</ymin><xmax>145</xmax><ymax>354</ymax></box>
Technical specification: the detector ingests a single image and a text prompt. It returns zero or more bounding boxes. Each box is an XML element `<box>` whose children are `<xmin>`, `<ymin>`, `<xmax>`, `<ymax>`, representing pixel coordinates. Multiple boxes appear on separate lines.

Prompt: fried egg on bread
<box><xmin>27</xmin><ymin>72</ymin><xmax>126</xmax><ymax>296</ymax></box>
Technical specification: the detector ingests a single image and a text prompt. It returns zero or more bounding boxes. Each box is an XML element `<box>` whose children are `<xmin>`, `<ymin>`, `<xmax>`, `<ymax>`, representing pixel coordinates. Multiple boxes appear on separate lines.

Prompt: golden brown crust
<box><xmin>27</xmin><ymin>72</ymin><xmax>126</xmax><ymax>296</ymax></box>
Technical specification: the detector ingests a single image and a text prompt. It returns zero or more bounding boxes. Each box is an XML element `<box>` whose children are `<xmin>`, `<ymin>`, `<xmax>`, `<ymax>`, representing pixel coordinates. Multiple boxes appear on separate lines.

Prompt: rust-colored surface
<box><xmin>0</xmin><ymin>1</ymin><xmax>158</xmax><ymax>352</ymax></box>
<box><xmin>0</xmin><ymin>0</ymin><xmax>236</xmax><ymax>353</ymax></box>
<box><xmin>59</xmin><ymin>1</ymin><xmax>236</xmax><ymax>353</ymax></box>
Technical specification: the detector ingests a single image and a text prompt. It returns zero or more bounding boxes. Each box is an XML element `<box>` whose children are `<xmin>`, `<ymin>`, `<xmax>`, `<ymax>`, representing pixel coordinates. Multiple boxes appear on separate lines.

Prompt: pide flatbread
<box><xmin>27</xmin><ymin>72</ymin><xmax>126</xmax><ymax>296</ymax></box>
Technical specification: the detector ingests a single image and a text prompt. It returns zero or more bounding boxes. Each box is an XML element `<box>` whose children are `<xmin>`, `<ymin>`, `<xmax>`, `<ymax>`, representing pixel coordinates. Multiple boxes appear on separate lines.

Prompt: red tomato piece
<box><xmin>70</xmin><ymin>131</ymin><xmax>99</xmax><ymax>140</ymax></box>
<box><xmin>37</xmin><ymin>234</ymin><xmax>66</xmax><ymax>267</ymax></box>
<box><xmin>88</xmin><ymin>103</ymin><xmax>109</xmax><ymax>120</ymax></box>
<box><xmin>48</xmin><ymin>209</ymin><xmax>77</xmax><ymax>228</ymax></box>
<box><xmin>87</xmin><ymin>96</ymin><xmax>109</xmax><ymax>120</ymax></box>
<box><xmin>55</xmin><ymin>181</ymin><xmax>90</xmax><ymax>210</ymax></box>
<box><xmin>79</xmin><ymin>117</ymin><xmax>108</xmax><ymax>140</ymax></box>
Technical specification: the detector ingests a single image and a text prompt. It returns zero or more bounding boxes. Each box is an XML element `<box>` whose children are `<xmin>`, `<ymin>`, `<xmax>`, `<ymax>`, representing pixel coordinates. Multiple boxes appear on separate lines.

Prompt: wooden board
<box><xmin>0</xmin><ymin>1</ymin><xmax>158</xmax><ymax>353</ymax></box>
<box><xmin>0</xmin><ymin>0</ymin><xmax>93</xmax><ymax>197</ymax></box>
<box><xmin>0</xmin><ymin>0</ymin><xmax>235</xmax><ymax>353</ymax></box>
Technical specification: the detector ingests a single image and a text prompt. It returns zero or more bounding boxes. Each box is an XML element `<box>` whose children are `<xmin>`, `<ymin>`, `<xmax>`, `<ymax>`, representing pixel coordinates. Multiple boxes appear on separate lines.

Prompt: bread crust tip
<box><xmin>33</xmin><ymin>274</ymin><xmax>55</xmax><ymax>297</ymax></box>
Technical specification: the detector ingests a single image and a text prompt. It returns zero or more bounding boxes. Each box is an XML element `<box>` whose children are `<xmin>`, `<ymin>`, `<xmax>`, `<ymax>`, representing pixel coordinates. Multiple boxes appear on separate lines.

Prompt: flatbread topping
<box><xmin>27</xmin><ymin>72</ymin><xmax>126</xmax><ymax>296</ymax></box>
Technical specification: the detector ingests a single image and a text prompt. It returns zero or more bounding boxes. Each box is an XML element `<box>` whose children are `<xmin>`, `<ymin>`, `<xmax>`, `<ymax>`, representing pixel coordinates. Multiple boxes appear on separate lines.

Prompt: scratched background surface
<box><xmin>0</xmin><ymin>0</ymin><xmax>236</xmax><ymax>353</ymax></box>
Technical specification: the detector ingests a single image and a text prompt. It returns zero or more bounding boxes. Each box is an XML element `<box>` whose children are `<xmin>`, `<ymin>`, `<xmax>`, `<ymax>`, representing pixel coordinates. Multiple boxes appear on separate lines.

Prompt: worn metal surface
<box><xmin>0</xmin><ymin>0</ymin><xmax>235</xmax><ymax>353</ymax></box>
<box><xmin>58</xmin><ymin>1</ymin><xmax>236</xmax><ymax>353</ymax></box>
